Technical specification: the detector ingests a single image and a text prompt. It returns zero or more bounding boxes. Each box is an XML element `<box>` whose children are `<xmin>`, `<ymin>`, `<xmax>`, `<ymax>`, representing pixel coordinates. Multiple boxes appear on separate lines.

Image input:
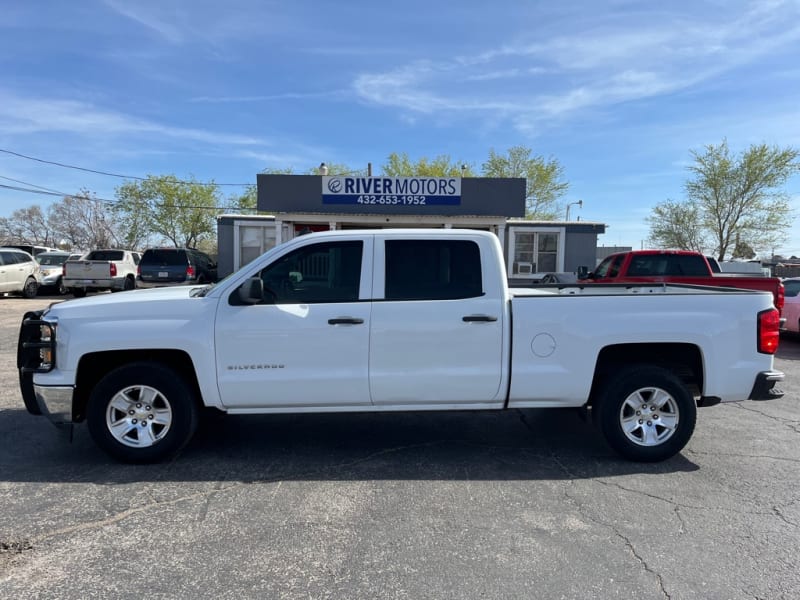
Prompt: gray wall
<box><xmin>257</xmin><ymin>175</ymin><xmax>526</xmax><ymax>217</ymax></box>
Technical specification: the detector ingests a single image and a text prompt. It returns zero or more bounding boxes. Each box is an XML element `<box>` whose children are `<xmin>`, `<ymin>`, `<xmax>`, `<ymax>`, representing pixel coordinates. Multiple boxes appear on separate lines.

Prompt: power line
<box><xmin>0</xmin><ymin>148</ymin><xmax>254</xmax><ymax>187</ymax></box>
<box><xmin>0</xmin><ymin>183</ymin><xmax>254</xmax><ymax>212</ymax></box>
<box><xmin>0</xmin><ymin>175</ymin><xmax>65</xmax><ymax>195</ymax></box>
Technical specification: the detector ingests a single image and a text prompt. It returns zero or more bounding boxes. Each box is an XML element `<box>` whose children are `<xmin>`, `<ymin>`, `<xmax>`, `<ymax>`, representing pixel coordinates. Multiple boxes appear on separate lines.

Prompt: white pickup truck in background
<box><xmin>62</xmin><ymin>249</ymin><xmax>140</xmax><ymax>297</ymax></box>
<box><xmin>19</xmin><ymin>230</ymin><xmax>784</xmax><ymax>463</ymax></box>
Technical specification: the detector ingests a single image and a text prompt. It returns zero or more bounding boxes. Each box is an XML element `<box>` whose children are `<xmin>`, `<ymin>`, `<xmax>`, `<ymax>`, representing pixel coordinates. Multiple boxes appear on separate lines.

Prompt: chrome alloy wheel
<box><xmin>619</xmin><ymin>386</ymin><xmax>680</xmax><ymax>447</ymax></box>
<box><xmin>105</xmin><ymin>385</ymin><xmax>173</xmax><ymax>448</ymax></box>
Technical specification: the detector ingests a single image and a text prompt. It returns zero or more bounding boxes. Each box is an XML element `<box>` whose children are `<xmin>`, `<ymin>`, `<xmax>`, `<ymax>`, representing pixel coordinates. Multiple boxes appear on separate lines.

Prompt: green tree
<box><xmin>646</xmin><ymin>200</ymin><xmax>708</xmax><ymax>252</ymax></box>
<box><xmin>114</xmin><ymin>175</ymin><xmax>220</xmax><ymax>248</ymax></box>
<box><xmin>382</xmin><ymin>153</ymin><xmax>474</xmax><ymax>177</ymax></box>
<box><xmin>481</xmin><ymin>146</ymin><xmax>569</xmax><ymax>219</ymax></box>
<box><xmin>648</xmin><ymin>140</ymin><xmax>799</xmax><ymax>260</ymax></box>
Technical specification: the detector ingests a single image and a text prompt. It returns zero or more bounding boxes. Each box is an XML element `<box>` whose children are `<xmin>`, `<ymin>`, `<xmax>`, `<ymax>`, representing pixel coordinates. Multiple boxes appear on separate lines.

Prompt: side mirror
<box><xmin>576</xmin><ymin>266</ymin><xmax>591</xmax><ymax>280</ymax></box>
<box><xmin>237</xmin><ymin>277</ymin><xmax>264</xmax><ymax>304</ymax></box>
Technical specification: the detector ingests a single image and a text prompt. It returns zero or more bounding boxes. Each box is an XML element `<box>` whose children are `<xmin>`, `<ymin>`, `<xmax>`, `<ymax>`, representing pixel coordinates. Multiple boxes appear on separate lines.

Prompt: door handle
<box><xmin>328</xmin><ymin>317</ymin><xmax>364</xmax><ymax>325</ymax></box>
<box><xmin>462</xmin><ymin>315</ymin><xmax>498</xmax><ymax>322</ymax></box>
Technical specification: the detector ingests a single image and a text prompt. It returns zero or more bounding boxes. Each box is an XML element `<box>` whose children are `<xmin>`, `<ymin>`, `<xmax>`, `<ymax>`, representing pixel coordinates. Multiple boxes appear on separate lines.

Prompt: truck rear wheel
<box><xmin>87</xmin><ymin>362</ymin><xmax>198</xmax><ymax>463</ymax></box>
<box><xmin>596</xmin><ymin>366</ymin><xmax>696</xmax><ymax>462</ymax></box>
<box><xmin>71</xmin><ymin>288</ymin><xmax>87</xmax><ymax>298</ymax></box>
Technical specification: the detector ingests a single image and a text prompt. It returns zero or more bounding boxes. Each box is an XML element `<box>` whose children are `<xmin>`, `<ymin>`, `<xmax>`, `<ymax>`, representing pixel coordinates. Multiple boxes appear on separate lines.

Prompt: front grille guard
<box><xmin>17</xmin><ymin>310</ymin><xmax>55</xmax><ymax>374</ymax></box>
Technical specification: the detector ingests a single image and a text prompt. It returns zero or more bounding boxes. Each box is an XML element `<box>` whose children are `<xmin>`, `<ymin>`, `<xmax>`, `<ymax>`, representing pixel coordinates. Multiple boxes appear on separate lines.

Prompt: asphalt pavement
<box><xmin>0</xmin><ymin>296</ymin><xmax>798</xmax><ymax>599</ymax></box>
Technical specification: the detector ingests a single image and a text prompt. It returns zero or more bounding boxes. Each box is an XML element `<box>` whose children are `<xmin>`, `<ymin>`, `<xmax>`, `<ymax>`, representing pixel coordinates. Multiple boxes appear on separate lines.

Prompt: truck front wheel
<box><xmin>87</xmin><ymin>363</ymin><xmax>198</xmax><ymax>463</ymax></box>
<box><xmin>596</xmin><ymin>366</ymin><xmax>696</xmax><ymax>462</ymax></box>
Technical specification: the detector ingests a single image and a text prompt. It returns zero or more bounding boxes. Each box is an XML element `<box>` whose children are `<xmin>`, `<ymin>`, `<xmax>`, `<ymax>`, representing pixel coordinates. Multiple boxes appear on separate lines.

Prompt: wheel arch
<box><xmin>73</xmin><ymin>349</ymin><xmax>203</xmax><ymax>422</ymax></box>
<box><xmin>588</xmin><ymin>343</ymin><xmax>704</xmax><ymax>406</ymax></box>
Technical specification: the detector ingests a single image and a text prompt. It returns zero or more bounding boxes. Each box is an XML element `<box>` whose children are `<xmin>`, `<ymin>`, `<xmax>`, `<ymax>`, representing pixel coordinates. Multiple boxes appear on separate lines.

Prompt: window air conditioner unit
<box><xmin>517</xmin><ymin>262</ymin><xmax>534</xmax><ymax>274</ymax></box>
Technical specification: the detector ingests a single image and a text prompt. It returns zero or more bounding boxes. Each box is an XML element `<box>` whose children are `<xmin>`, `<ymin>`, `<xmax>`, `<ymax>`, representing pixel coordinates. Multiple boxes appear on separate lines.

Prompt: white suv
<box><xmin>0</xmin><ymin>248</ymin><xmax>41</xmax><ymax>298</ymax></box>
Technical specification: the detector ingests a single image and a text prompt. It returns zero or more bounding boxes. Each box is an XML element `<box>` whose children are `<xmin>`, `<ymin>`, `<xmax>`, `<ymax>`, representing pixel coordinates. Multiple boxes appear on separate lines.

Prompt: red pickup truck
<box><xmin>581</xmin><ymin>250</ymin><xmax>784</xmax><ymax>312</ymax></box>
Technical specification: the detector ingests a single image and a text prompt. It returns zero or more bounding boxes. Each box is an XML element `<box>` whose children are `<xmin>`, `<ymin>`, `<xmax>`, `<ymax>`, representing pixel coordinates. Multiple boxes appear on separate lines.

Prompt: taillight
<box><xmin>186</xmin><ymin>265</ymin><xmax>195</xmax><ymax>279</ymax></box>
<box><xmin>62</xmin><ymin>264</ymin><xmax>66</xmax><ymax>276</ymax></box>
<box><xmin>110</xmin><ymin>263</ymin><xmax>117</xmax><ymax>277</ymax></box>
<box><xmin>137</xmin><ymin>265</ymin><xmax>141</xmax><ymax>276</ymax></box>
<box><xmin>776</xmin><ymin>283</ymin><xmax>785</xmax><ymax>313</ymax></box>
<box><xmin>758</xmin><ymin>308</ymin><xmax>780</xmax><ymax>354</ymax></box>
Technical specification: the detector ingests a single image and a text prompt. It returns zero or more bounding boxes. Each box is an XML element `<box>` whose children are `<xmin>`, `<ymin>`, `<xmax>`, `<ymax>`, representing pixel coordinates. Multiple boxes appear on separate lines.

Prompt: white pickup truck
<box><xmin>62</xmin><ymin>249</ymin><xmax>140</xmax><ymax>297</ymax></box>
<box><xmin>19</xmin><ymin>230</ymin><xmax>784</xmax><ymax>463</ymax></box>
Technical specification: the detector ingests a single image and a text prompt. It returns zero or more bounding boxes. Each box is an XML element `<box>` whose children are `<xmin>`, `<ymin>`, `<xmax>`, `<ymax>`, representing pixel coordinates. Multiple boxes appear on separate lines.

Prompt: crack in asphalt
<box><xmin>673</xmin><ymin>506</ymin><xmax>687</xmax><ymax>535</ymax></box>
<box><xmin>549</xmin><ymin>453</ymin><xmax>671</xmax><ymax>600</ymax></box>
<box><xmin>25</xmin><ymin>441</ymin><xmax>452</xmax><ymax>546</ymax></box>
<box><xmin>772</xmin><ymin>506</ymin><xmax>800</xmax><ymax>528</ymax></box>
<box><xmin>730</xmin><ymin>404</ymin><xmax>800</xmax><ymax>434</ymax></box>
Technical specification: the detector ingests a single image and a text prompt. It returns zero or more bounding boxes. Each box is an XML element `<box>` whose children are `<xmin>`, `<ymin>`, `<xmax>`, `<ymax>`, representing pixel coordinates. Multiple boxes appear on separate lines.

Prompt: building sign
<box><xmin>322</xmin><ymin>176</ymin><xmax>461</xmax><ymax>207</ymax></box>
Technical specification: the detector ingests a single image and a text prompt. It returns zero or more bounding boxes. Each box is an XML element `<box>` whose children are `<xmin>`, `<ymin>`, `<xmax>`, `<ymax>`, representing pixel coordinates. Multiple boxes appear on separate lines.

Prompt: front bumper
<box><xmin>33</xmin><ymin>384</ymin><xmax>75</xmax><ymax>425</ymax></box>
<box><xmin>748</xmin><ymin>370</ymin><xmax>785</xmax><ymax>401</ymax></box>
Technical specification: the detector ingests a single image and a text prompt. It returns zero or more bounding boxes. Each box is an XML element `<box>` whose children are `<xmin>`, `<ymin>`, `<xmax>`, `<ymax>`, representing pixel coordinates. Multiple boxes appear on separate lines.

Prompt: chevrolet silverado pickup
<box><xmin>18</xmin><ymin>230</ymin><xmax>784</xmax><ymax>463</ymax></box>
<box><xmin>581</xmin><ymin>249</ymin><xmax>784</xmax><ymax>312</ymax></box>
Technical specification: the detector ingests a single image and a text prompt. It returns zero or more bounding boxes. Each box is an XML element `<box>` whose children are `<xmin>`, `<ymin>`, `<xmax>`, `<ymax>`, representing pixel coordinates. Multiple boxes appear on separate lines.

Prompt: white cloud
<box><xmin>352</xmin><ymin>1</ymin><xmax>800</xmax><ymax>132</ymax></box>
<box><xmin>0</xmin><ymin>92</ymin><xmax>263</xmax><ymax>147</ymax></box>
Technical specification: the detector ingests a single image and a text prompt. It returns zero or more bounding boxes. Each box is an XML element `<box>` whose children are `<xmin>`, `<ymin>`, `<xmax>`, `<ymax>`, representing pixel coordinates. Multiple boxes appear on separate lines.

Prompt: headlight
<box><xmin>39</xmin><ymin>323</ymin><xmax>55</xmax><ymax>368</ymax></box>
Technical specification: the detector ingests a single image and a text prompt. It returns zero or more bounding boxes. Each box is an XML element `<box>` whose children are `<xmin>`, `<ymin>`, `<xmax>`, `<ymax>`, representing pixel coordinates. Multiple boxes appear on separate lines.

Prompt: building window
<box><xmin>239</xmin><ymin>225</ymin><xmax>277</xmax><ymax>267</ymax></box>
<box><xmin>508</xmin><ymin>228</ymin><xmax>563</xmax><ymax>277</ymax></box>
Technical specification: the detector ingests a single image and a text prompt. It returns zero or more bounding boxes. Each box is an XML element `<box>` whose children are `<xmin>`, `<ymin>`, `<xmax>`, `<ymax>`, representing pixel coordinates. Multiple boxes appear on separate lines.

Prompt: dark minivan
<box><xmin>137</xmin><ymin>248</ymin><xmax>217</xmax><ymax>288</ymax></box>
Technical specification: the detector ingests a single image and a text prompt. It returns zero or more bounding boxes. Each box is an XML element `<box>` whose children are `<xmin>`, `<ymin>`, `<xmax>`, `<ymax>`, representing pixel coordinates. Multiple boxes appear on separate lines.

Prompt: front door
<box><xmin>215</xmin><ymin>238</ymin><xmax>373</xmax><ymax>409</ymax></box>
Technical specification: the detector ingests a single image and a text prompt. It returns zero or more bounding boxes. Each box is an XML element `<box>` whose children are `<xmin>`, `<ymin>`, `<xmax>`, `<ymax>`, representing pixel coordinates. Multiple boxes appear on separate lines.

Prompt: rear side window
<box><xmin>384</xmin><ymin>240</ymin><xmax>482</xmax><ymax>300</ymax></box>
<box><xmin>141</xmin><ymin>250</ymin><xmax>188</xmax><ymax>266</ymax></box>
<box><xmin>674</xmin><ymin>255</ymin><xmax>709</xmax><ymax>276</ymax></box>
<box><xmin>627</xmin><ymin>254</ymin><xmax>709</xmax><ymax>276</ymax></box>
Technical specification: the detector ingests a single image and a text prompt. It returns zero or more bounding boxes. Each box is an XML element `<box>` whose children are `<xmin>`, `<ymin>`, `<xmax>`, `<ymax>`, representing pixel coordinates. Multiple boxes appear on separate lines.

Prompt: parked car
<box><xmin>780</xmin><ymin>278</ymin><xmax>800</xmax><ymax>334</ymax></box>
<box><xmin>1</xmin><ymin>244</ymin><xmax>58</xmax><ymax>257</ymax></box>
<box><xmin>0</xmin><ymin>247</ymin><xmax>41</xmax><ymax>298</ymax></box>
<box><xmin>137</xmin><ymin>247</ymin><xmax>217</xmax><ymax>288</ymax></box>
<box><xmin>35</xmin><ymin>251</ymin><xmax>81</xmax><ymax>295</ymax></box>
<box><xmin>62</xmin><ymin>249</ymin><xmax>140</xmax><ymax>297</ymax></box>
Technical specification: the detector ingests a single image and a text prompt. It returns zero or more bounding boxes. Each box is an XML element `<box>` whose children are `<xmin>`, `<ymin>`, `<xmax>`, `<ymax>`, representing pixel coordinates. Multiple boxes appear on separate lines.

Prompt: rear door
<box><xmin>215</xmin><ymin>237</ymin><xmax>373</xmax><ymax>409</ymax></box>
<box><xmin>368</xmin><ymin>235</ymin><xmax>505</xmax><ymax>406</ymax></box>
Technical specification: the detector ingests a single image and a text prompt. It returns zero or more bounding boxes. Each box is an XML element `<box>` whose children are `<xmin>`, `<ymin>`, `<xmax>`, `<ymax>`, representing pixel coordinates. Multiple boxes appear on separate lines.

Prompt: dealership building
<box><xmin>216</xmin><ymin>174</ymin><xmax>606</xmax><ymax>280</ymax></box>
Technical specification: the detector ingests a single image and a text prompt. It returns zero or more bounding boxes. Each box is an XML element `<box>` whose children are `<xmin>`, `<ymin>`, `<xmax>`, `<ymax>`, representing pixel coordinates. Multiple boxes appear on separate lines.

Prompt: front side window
<box><xmin>384</xmin><ymin>240</ymin><xmax>482</xmax><ymax>301</ymax></box>
<box><xmin>253</xmin><ymin>241</ymin><xmax>362</xmax><ymax>304</ymax></box>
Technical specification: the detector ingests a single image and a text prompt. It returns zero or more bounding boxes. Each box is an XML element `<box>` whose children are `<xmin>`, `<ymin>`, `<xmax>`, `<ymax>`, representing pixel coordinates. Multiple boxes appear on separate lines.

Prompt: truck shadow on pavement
<box><xmin>0</xmin><ymin>407</ymin><xmax>699</xmax><ymax>483</ymax></box>
<box><xmin>777</xmin><ymin>334</ymin><xmax>800</xmax><ymax>360</ymax></box>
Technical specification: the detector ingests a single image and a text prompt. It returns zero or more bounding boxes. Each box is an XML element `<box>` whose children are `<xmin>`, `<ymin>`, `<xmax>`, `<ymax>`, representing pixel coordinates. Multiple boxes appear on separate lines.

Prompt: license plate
<box><xmin>158</xmin><ymin>272</ymin><xmax>168</xmax><ymax>278</ymax></box>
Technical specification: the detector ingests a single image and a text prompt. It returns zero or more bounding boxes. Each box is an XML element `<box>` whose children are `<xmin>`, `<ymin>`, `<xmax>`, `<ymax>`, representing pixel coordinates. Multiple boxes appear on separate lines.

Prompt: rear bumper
<box><xmin>748</xmin><ymin>370</ymin><xmax>785</xmax><ymax>401</ymax></box>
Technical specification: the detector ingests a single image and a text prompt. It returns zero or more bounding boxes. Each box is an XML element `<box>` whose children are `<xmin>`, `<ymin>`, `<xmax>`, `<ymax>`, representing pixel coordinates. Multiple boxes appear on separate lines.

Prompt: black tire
<box><xmin>596</xmin><ymin>366</ymin><xmax>696</xmax><ymax>462</ymax></box>
<box><xmin>71</xmin><ymin>288</ymin><xmax>87</xmax><ymax>298</ymax></box>
<box><xmin>123</xmin><ymin>276</ymin><xmax>135</xmax><ymax>291</ymax></box>
<box><xmin>22</xmin><ymin>277</ymin><xmax>39</xmax><ymax>299</ymax></box>
<box><xmin>87</xmin><ymin>362</ymin><xmax>199</xmax><ymax>463</ymax></box>
<box><xmin>56</xmin><ymin>277</ymin><xmax>67</xmax><ymax>295</ymax></box>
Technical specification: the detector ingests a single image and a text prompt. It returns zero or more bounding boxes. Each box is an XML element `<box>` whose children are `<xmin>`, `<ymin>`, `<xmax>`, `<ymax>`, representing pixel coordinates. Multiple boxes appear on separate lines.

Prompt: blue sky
<box><xmin>2</xmin><ymin>0</ymin><xmax>800</xmax><ymax>254</ymax></box>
